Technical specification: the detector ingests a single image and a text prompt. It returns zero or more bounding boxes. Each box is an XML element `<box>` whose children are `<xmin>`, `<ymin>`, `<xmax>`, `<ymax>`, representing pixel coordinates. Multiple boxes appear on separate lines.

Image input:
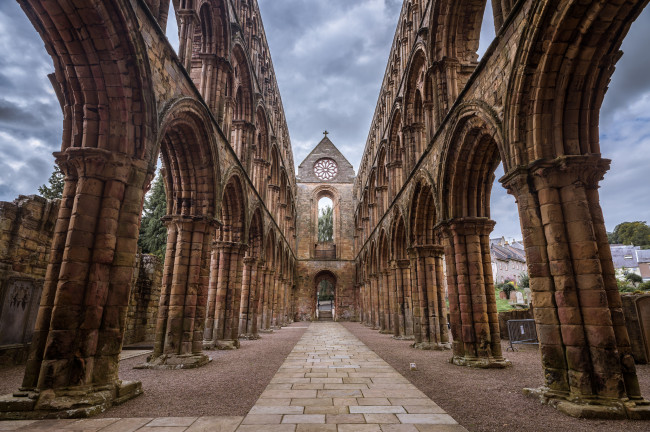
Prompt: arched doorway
<box><xmin>314</xmin><ymin>271</ymin><xmax>336</xmax><ymax>321</ymax></box>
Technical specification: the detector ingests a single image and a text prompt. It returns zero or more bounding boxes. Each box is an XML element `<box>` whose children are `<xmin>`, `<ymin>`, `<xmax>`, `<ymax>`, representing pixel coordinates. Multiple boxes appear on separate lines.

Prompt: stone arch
<box><xmin>156</xmin><ymin>97</ymin><xmax>221</xmax><ymax>217</ymax></box>
<box><xmin>314</xmin><ymin>270</ymin><xmax>337</xmax><ymax>319</ymax></box>
<box><xmin>22</xmin><ymin>0</ymin><xmax>156</xmax><ymax>160</ymax></box>
<box><xmin>376</xmin><ymin>145</ymin><xmax>389</xmax><ymax>216</ymax></box>
<box><xmin>498</xmin><ymin>0</ymin><xmax>650</xmax><ymax>411</ymax></box>
<box><xmin>312</xmin><ymin>185</ymin><xmax>341</xmax><ymax>259</ymax></box>
<box><xmin>18</xmin><ymin>0</ymin><xmax>157</xmax><ymax>399</ymax></box>
<box><xmin>506</xmin><ymin>0</ymin><xmax>648</xmax><ymax>165</ymax></box>
<box><xmin>404</xmin><ymin>47</ymin><xmax>428</xmax><ymax>169</ymax></box>
<box><xmin>185</xmin><ymin>1</ymin><xmax>230</xmax><ymax>117</ymax></box>
<box><xmin>429</xmin><ymin>0</ymin><xmax>488</xmax><ymax>115</ymax></box>
<box><xmin>230</xmin><ymin>44</ymin><xmax>255</xmax><ymax>165</ymax></box>
<box><xmin>429</xmin><ymin>0</ymin><xmax>487</xmax><ymax>64</ymax></box>
<box><xmin>389</xmin><ymin>211</ymin><xmax>411</xmax><ymax>337</ymax></box>
<box><xmin>439</xmin><ymin>103</ymin><xmax>504</xmax><ymax>220</ymax></box>
<box><xmin>409</xmin><ymin>173</ymin><xmax>438</xmax><ymax>246</ymax></box>
<box><xmin>252</xmin><ymin>106</ymin><xmax>270</xmax><ymax>193</ymax></box>
<box><xmin>220</xmin><ymin>172</ymin><xmax>247</xmax><ymax>243</ymax></box>
<box><xmin>388</xmin><ymin>109</ymin><xmax>404</xmax><ymax>202</ymax></box>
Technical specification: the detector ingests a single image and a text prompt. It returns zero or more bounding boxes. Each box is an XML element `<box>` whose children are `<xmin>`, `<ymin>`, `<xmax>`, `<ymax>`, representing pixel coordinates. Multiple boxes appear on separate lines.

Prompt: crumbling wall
<box><xmin>0</xmin><ymin>195</ymin><xmax>164</xmax><ymax>364</ymax></box>
<box><xmin>123</xmin><ymin>254</ymin><xmax>162</xmax><ymax>346</ymax></box>
<box><xmin>0</xmin><ymin>195</ymin><xmax>58</xmax><ymax>365</ymax></box>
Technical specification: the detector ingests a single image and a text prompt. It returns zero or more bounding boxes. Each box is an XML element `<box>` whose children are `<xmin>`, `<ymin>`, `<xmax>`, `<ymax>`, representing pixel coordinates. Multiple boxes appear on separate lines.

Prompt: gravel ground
<box><xmin>0</xmin><ymin>323</ymin><xmax>307</xmax><ymax>418</ymax></box>
<box><xmin>341</xmin><ymin>321</ymin><xmax>650</xmax><ymax>432</ymax></box>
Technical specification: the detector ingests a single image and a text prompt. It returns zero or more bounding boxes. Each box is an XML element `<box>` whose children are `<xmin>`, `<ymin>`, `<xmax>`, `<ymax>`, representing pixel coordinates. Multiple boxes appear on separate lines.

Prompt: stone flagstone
<box><xmin>0</xmin><ymin>323</ymin><xmax>466</xmax><ymax>431</ymax></box>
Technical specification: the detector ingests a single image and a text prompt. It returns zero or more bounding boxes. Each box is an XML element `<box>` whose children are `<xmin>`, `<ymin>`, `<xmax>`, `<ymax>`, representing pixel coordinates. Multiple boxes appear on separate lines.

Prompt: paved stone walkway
<box><xmin>0</xmin><ymin>323</ymin><xmax>466</xmax><ymax>431</ymax></box>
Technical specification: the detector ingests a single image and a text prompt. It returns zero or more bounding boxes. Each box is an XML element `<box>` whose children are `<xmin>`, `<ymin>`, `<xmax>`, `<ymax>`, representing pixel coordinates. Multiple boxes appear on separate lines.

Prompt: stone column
<box><xmin>397</xmin><ymin>259</ymin><xmax>413</xmax><ymax>338</ymax></box>
<box><xmin>260</xmin><ymin>268</ymin><xmax>274</xmax><ymax>332</ymax></box>
<box><xmin>439</xmin><ymin>218</ymin><xmax>508</xmax><ymax>368</ymax></box>
<box><xmin>267</xmin><ymin>184</ymin><xmax>280</xmax><ymax>217</ymax></box>
<box><xmin>502</xmin><ymin>155</ymin><xmax>650</xmax><ymax>419</ymax></box>
<box><xmin>271</xmin><ymin>273</ymin><xmax>281</xmax><ymax>328</ymax></box>
<box><xmin>209</xmin><ymin>241</ymin><xmax>246</xmax><ymax>350</ymax></box>
<box><xmin>370</xmin><ymin>273</ymin><xmax>381</xmax><ymax>330</ymax></box>
<box><xmin>203</xmin><ymin>245</ymin><xmax>221</xmax><ymax>342</ymax></box>
<box><xmin>250</xmin><ymin>260</ymin><xmax>265</xmax><ymax>337</ymax></box>
<box><xmin>176</xmin><ymin>9</ymin><xmax>198</xmax><ymax>71</ymax></box>
<box><xmin>3</xmin><ymin>148</ymin><xmax>149</xmax><ymax>418</ymax></box>
<box><xmin>409</xmin><ymin>245</ymin><xmax>451</xmax><ymax>350</ymax></box>
<box><xmin>239</xmin><ymin>256</ymin><xmax>260</xmax><ymax>339</ymax></box>
<box><xmin>144</xmin><ymin>216</ymin><xmax>213</xmax><ymax>369</ymax></box>
<box><xmin>363</xmin><ymin>277</ymin><xmax>372</xmax><ymax>326</ymax></box>
<box><xmin>380</xmin><ymin>270</ymin><xmax>391</xmax><ymax>333</ymax></box>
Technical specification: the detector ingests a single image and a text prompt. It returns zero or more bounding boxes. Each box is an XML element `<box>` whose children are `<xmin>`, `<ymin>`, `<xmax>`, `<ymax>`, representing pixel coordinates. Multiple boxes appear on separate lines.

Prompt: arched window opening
<box><xmin>318</xmin><ymin>197</ymin><xmax>334</xmax><ymax>243</ymax></box>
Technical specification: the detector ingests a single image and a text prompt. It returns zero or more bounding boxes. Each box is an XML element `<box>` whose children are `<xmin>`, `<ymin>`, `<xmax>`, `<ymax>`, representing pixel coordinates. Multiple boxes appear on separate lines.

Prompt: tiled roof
<box><xmin>610</xmin><ymin>244</ymin><xmax>640</xmax><ymax>268</ymax></box>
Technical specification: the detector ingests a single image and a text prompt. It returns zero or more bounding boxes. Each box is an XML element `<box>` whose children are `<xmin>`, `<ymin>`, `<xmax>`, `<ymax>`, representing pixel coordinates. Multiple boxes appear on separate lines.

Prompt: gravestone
<box><xmin>0</xmin><ymin>279</ymin><xmax>40</xmax><ymax>346</ymax></box>
<box><xmin>499</xmin><ymin>291</ymin><xmax>507</xmax><ymax>300</ymax></box>
<box><xmin>524</xmin><ymin>288</ymin><xmax>532</xmax><ymax>305</ymax></box>
<box><xmin>516</xmin><ymin>291</ymin><xmax>524</xmax><ymax>304</ymax></box>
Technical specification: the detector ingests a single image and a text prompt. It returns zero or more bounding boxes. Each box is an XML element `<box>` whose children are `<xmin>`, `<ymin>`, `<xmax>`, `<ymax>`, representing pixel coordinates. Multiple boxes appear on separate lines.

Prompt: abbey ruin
<box><xmin>0</xmin><ymin>0</ymin><xmax>649</xmax><ymax>429</ymax></box>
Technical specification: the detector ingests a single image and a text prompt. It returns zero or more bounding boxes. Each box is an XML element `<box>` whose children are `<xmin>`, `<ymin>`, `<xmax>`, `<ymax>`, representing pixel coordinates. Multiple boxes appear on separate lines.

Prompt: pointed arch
<box><xmin>220</xmin><ymin>173</ymin><xmax>247</xmax><ymax>242</ymax></box>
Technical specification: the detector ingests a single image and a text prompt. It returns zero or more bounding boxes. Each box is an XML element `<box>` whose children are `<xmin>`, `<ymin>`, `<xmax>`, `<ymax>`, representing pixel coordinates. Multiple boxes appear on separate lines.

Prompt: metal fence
<box><xmin>506</xmin><ymin>319</ymin><xmax>538</xmax><ymax>351</ymax></box>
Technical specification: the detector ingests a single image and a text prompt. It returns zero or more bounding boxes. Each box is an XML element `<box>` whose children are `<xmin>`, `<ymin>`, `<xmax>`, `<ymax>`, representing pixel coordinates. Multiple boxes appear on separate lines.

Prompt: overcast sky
<box><xmin>0</xmin><ymin>1</ymin><xmax>648</xmax><ymax>240</ymax></box>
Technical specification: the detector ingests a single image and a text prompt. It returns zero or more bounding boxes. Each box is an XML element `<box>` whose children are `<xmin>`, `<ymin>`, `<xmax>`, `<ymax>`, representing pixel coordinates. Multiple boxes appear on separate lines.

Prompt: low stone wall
<box><xmin>498</xmin><ymin>308</ymin><xmax>534</xmax><ymax>340</ymax></box>
<box><xmin>621</xmin><ymin>294</ymin><xmax>650</xmax><ymax>364</ymax></box>
<box><xmin>123</xmin><ymin>254</ymin><xmax>163</xmax><ymax>346</ymax></box>
<box><xmin>0</xmin><ymin>195</ymin><xmax>58</xmax><ymax>365</ymax></box>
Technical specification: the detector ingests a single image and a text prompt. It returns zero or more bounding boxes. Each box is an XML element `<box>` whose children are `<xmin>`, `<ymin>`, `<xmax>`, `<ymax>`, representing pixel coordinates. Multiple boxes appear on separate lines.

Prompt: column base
<box><xmin>239</xmin><ymin>333</ymin><xmax>261</xmax><ymax>340</ymax></box>
<box><xmin>379</xmin><ymin>329</ymin><xmax>393</xmax><ymax>334</ymax></box>
<box><xmin>135</xmin><ymin>353</ymin><xmax>212</xmax><ymax>369</ymax></box>
<box><xmin>450</xmin><ymin>355</ymin><xmax>511</xmax><ymax>368</ymax></box>
<box><xmin>0</xmin><ymin>380</ymin><xmax>142</xmax><ymax>420</ymax></box>
<box><xmin>411</xmin><ymin>341</ymin><xmax>452</xmax><ymax>351</ymax></box>
<box><xmin>259</xmin><ymin>328</ymin><xmax>274</xmax><ymax>334</ymax></box>
<box><xmin>523</xmin><ymin>387</ymin><xmax>650</xmax><ymax>420</ymax></box>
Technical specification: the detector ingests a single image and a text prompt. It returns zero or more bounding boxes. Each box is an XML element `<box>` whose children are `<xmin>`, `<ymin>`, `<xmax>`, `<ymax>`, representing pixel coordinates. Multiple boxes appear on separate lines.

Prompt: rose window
<box><xmin>313</xmin><ymin>158</ymin><xmax>338</xmax><ymax>181</ymax></box>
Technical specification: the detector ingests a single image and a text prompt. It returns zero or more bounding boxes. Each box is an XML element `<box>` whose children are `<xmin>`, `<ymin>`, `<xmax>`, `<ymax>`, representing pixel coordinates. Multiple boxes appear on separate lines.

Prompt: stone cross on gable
<box><xmin>323</xmin><ymin>130</ymin><xmax>329</xmax><ymax>137</ymax></box>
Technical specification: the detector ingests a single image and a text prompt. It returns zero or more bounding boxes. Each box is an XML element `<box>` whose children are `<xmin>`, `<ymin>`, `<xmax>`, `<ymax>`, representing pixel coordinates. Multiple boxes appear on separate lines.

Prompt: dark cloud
<box><xmin>0</xmin><ymin>0</ymin><xmax>648</xmax><ymax>241</ymax></box>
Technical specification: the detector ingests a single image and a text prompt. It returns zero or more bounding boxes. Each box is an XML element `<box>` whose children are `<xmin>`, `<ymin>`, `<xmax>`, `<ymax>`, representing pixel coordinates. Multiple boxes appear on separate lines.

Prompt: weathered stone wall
<box><xmin>123</xmin><ymin>254</ymin><xmax>163</xmax><ymax>346</ymax></box>
<box><xmin>622</xmin><ymin>294</ymin><xmax>650</xmax><ymax>364</ymax></box>
<box><xmin>294</xmin><ymin>138</ymin><xmax>357</xmax><ymax>321</ymax></box>
<box><xmin>0</xmin><ymin>195</ymin><xmax>58</xmax><ymax>365</ymax></box>
<box><xmin>294</xmin><ymin>260</ymin><xmax>356</xmax><ymax>321</ymax></box>
<box><xmin>0</xmin><ymin>196</ymin><xmax>163</xmax><ymax>362</ymax></box>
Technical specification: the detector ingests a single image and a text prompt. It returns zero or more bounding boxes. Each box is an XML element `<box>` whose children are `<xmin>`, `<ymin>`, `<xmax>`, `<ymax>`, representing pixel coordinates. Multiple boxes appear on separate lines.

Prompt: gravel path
<box><xmin>341</xmin><ymin>321</ymin><xmax>650</xmax><ymax>432</ymax></box>
<box><xmin>0</xmin><ymin>323</ymin><xmax>307</xmax><ymax>418</ymax></box>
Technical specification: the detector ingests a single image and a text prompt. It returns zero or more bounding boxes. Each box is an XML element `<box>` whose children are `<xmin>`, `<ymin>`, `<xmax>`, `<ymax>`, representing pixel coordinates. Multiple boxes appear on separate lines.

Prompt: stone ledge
<box><xmin>411</xmin><ymin>341</ymin><xmax>452</xmax><ymax>351</ymax></box>
<box><xmin>135</xmin><ymin>353</ymin><xmax>212</xmax><ymax>369</ymax></box>
<box><xmin>524</xmin><ymin>386</ymin><xmax>650</xmax><ymax>420</ymax></box>
<box><xmin>0</xmin><ymin>381</ymin><xmax>141</xmax><ymax>420</ymax></box>
<box><xmin>450</xmin><ymin>355</ymin><xmax>511</xmax><ymax>369</ymax></box>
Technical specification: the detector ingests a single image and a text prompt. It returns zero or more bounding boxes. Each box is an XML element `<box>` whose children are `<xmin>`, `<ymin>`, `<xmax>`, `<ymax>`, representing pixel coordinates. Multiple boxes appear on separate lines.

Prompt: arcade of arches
<box><xmin>1</xmin><ymin>0</ymin><xmax>649</xmax><ymax>423</ymax></box>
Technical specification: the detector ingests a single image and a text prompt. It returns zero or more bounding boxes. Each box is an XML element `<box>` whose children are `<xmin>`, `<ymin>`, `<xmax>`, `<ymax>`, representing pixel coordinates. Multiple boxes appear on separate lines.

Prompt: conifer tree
<box><xmin>38</xmin><ymin>165</ymin><xmax>64</xmax><ymax>199</ymax></box>
<box><xmin>138</xmin><ymin>173</ymin><xmax>167</xmax><ymax>257</ymax></box>
<box><xmin>318</xmin><ymin>205</ymin><xmax>333</xmax><ymax>242</ymax></box>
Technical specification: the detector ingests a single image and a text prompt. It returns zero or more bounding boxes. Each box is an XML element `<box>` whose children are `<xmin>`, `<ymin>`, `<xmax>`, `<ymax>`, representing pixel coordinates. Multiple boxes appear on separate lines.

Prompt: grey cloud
<box><xmin>0</xmin><ymin>0</ymin><xmax>648</xmax><ymax>241</ymax></box>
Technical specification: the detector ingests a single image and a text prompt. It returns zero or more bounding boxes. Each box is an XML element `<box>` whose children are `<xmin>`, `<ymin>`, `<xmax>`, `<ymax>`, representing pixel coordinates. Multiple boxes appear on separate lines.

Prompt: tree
<box><xmin>625</xmin><ymin>272</ymin><xmax>643</xmax><ymax>287</ymax></box>
<box><xmin>608</xmin><ymin>221</ymin><xmax>650</xmax><ymax>247</ymax></box>
<box><xmin>138</xmin><ymin>173</ymin><xmax>167</xmax><ymax>257</ymax></box>
<box><xmin>318</xmin><ymin>205</ymin><xmax>333</xmax><ymax>242</ymax></box>
<box><xmin>38</xmin><ymin>165</ymin><xmax>64</xmax><ymax>199</ymax></box>
<box><xmin>519</xmin><ymin>272</ymin><xmax>529</xmax><ymax>289</ymax></box>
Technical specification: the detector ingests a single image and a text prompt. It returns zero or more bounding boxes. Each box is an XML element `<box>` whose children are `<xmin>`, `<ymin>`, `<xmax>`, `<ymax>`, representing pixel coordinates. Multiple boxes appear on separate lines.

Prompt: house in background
<box><xmin>610</xmin><ymin>244</ymin><xmax>646</xmax><ymax>280</ymax></box>
<box><xmin>490</xmin><ymin>237</ymin><xmax>527</xmax><ymax>285</ymax></box>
